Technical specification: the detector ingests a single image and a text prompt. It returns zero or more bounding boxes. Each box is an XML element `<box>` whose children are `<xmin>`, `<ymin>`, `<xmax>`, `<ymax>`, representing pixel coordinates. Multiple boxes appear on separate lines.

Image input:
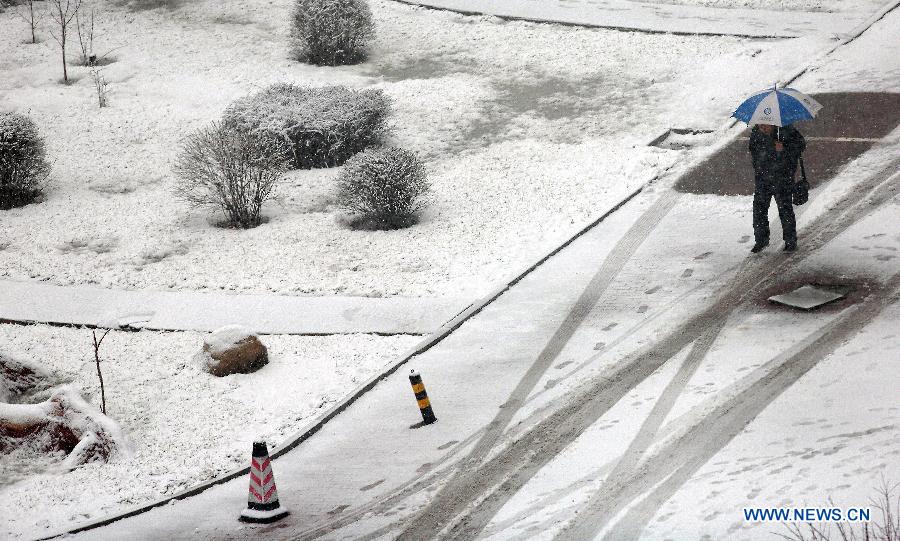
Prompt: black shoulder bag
<box><xmin>793</xmin><ymin>156</ymin><xmax>809</xmax><ymax>206</ymax></box>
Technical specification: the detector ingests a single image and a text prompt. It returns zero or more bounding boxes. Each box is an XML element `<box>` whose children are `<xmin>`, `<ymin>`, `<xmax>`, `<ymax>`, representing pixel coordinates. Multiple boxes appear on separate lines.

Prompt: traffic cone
<box><xmin>239</xmin><ymin>441</ymin><xmax>289</xmax><ymax>523</ymax></box>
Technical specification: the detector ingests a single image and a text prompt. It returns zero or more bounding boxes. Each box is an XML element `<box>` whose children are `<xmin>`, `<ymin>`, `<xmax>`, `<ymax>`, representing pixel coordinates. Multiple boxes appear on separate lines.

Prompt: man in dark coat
<box><xmin>749</xmin><ymin>123</ymin><xmax>805</xmax><ymax>252</ymax></box>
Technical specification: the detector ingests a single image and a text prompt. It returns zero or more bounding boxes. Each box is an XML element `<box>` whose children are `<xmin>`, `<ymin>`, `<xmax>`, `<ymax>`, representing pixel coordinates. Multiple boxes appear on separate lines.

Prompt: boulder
<box><xmin>197</xmin><ymin>325</ymin><xmax>268</xmax><ymax>377</ymax></box>
<box><xmin>0</xmin><ymin>386</ymin><xmax>122</xmax><ymax>466</ymax></box>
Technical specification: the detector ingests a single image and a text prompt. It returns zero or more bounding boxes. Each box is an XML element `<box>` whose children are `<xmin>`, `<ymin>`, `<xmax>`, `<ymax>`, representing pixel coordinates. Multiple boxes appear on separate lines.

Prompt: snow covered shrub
<box><xmin>337</xmin><ymin>147</ymin><xmax>430</xmax><ymax>229</ymax></box>
<box><xmin>0</xmin><ymin>111</ymin><xmax>50</xmax><ymax>210</ymax></box>
<box><xmin>223</xmin><ymin>83</ymin><xmax>390</xmax><ymax>169</ymax></box>
<box><xmin>291</xmin><ymin>0</ymin><xmax>374</xmax><ymax>66</ymax></box>
<box><xmin>173</xmin><ymin>122</ymin><xmax>290</xmax><ymax>229</ymax></box>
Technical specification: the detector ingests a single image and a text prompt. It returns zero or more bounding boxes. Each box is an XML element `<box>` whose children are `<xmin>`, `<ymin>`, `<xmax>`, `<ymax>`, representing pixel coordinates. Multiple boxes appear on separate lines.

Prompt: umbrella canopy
<box><xmin>732</xmin><ymin>86</ymin><xmax>823</xmax><ymax>126</ymax></box>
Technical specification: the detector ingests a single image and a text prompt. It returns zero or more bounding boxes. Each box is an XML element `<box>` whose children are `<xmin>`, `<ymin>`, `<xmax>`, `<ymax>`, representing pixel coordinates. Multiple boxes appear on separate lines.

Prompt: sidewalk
<box><xmin>391</xmin><ymin>0</ymin><xmax>871</xmax><ymax>37</ymax></box>
<box><xmin>0</xmin><ymin>281</ymin><xmax>466</xmax><ymax>335</ymax></box>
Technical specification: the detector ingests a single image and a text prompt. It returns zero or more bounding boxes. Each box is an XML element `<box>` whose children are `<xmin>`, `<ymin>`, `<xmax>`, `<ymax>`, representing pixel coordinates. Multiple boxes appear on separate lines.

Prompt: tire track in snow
<box><xmin>296</xmin><ymin>157</ymin><xmax>899</xmax><ymax>541</ymax></box>
<box><xmin>558</xmin><ymin>273</ymin><xmax>900</xmax><ymax>541</ymax></box>
<box><xmin>395</xmin><ymin>192</ymin><xmax>682</xmax><ymax>541</ymax></box>
<box><xmin>398</xmin><ymin>162</ymin><xmax>900</xmax><ymax>540</ymax></box>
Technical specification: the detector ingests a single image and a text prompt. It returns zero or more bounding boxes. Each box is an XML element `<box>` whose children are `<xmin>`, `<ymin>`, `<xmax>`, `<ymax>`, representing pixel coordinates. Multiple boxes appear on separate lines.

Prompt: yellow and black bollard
<box><xmin>409</xmin><ymin>369</ymin><xmax>437</xmax><ymax>425</ymax></box>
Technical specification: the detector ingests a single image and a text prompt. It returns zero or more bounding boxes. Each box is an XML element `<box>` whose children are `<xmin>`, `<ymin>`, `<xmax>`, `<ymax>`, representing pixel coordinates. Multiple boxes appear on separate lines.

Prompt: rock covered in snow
<box><xmin>195</xmin><ymin>325</ymin><xmax>268</xmax><ymax>377</ymax></box>
<box><xmin>0</xmin><ymin>385</ymin><xmax>126</xmax><ymax>468</ymax></box>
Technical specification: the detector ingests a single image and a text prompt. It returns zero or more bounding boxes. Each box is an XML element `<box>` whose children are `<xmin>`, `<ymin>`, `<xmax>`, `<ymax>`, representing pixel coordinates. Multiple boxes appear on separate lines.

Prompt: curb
<box><xmin>35</xmin><ymin>185</ymin><xmax>645</xmax><ymax>541</ymax></box>
<box><xmin>389</xmin><ymin>0</ymin><xmax>803</xmax><ymax>38</ymax></box>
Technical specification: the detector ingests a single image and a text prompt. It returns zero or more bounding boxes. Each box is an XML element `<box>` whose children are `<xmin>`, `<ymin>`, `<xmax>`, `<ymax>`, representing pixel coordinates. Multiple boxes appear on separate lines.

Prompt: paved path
<box><xmin>675</xmin><ymin>92</ymin><xmax>900</xmax><ymax>195</ymax></box>
<box><xmin>0</xmin><ymin>280</ymin><xmax>466</xmax><ymax>335</ymax></box>
<box><xmin>391</xmin><ymin>0</ymin><xmax>873</xmax><ymax>37</ymax></box>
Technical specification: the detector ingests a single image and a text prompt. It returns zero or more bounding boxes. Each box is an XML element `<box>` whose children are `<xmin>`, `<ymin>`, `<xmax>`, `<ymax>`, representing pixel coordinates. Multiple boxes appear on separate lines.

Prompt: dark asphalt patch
<box><xmin>674</xmin><ymin>93</ymin><xmax>900</xmax><ymax>196</ymax></box>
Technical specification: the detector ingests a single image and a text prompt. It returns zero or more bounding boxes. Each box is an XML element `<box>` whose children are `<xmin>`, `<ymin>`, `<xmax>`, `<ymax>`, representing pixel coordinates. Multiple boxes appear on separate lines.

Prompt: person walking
<box><xmin>748</xmin><ymin>123</ymin><xmax>805</xmax><ymax>253</ymax></box>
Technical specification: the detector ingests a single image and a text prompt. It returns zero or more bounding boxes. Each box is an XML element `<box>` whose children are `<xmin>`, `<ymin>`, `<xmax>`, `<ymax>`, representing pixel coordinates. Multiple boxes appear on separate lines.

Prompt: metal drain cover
<box><xmin>768</xmin><ymin>285</ymin><xmax>847</xmax><ymax>310</ymax></box>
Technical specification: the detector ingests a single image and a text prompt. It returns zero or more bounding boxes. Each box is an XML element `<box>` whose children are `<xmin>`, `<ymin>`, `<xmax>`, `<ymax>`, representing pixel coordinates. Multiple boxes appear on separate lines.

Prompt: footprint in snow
<box><xmin>602</xmin><ymin>322</ymin><xmax>618</xmax><ymax>331</ymax></box>
<box><xmin>645</xmin><ymin>285</ymin><xmax>661</xmax><ymax>294</ymax></box>
<box><xmin>739</xmin><ymin>235</ymin><xmax>751</xmax><ymax>243</ymax></box>
<box><xmin>637</xmin><ymin>305</ymin><xmax>649</xmax><ymax>314</ymax></box>
<box><xmin>593</xmin><ymin>342</ymin><xmax>605</xmax><ymax>351</ymax></box>
<box><xmin>694</xmin><ymin>251</ymin><xmax>713</xmax><ymax>260</ymax></box>
<box><xmin>682</xmin><ymin>268</ymin><xmax>694</xmax><ymax>278</ymax></box>
<box><xmin>555</xmin><ymin>361</ymin><xmax>574</xmax><ymax>370</ymax></box>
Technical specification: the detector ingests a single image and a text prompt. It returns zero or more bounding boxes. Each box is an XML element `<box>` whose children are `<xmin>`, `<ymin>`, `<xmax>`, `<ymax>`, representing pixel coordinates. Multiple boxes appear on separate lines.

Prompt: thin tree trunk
<box><xmin>29</xmin><ymin>3</ymin><xmax>36</xmax><ymax>44</ymax></box>
<box><xmin>61</xmin><ymin>30</ymin><xmax>67</xmax><ymax>82</ymax></box>
<box><xmin>92</xmin><ymin>330</ymin><xmax>109</xmax><ymax>415</ymax></box>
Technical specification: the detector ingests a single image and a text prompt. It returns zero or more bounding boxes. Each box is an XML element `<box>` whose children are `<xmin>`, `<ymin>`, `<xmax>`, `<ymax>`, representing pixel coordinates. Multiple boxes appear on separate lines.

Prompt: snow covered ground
<box><xmin>1</xmin><ymin>0</ymin><xmax>897</xmax><ymax>539</ymax></box>
<box><xmin>0</xmin><ymin>0</ymin><xmax>836</xmax><ymax>299</ymax></box>
<box><xmin>0</xmin><ymin>324</ymin><xmax>417</xmax><ymax>539</ymax></box>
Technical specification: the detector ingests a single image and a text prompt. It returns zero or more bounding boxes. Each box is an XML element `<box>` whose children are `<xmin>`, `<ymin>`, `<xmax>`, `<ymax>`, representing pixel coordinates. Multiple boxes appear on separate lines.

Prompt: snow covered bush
<box><xmin>0</xmin><ymin>111</ymin><xmax>50</xmax><ymax>210</ymax></box>
<box><xmin>291</xmin><ymin>0</ymin><xmax>374</xmax><ymax>66</ymax></box>
<box><xmin>336</xmin><ymin>147</ymin><xmax>430</xmax><ymax>229</ymax></box>
<box><xmin>173</xmin><ymin>122</ymin><xmax>291</xmax><ymax>229</ymax></box>
<box><xmin>223</xmin><ymin>83</ymin><xmax>390</xmax><ymax>169</ymax></box>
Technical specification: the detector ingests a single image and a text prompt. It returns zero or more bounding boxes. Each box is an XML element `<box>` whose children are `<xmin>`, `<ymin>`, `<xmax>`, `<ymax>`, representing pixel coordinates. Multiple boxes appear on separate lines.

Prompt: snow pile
<box><xmin>201</xmin><ymin>324</ymin><xmax>254</xmax><ymax>355</ymax></box>
<box><xmin>1</xmin><ymin>384</ymin><xmax>128</xmax><ymax>485</ymax></box>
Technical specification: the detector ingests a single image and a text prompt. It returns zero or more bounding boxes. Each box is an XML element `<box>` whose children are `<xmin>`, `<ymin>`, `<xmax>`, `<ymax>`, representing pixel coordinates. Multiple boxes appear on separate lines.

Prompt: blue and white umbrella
<box><xmin>732</xmin><ymin>85</ymin><xmax>823</xmax><ymax>126</ymax></box>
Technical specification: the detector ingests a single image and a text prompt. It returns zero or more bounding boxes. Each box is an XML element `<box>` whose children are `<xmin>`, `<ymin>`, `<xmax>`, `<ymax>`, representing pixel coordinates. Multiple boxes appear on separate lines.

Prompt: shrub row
<box><xmin>175</xmin><ymin>83</ymin><xmax>429</xmax><ymax>230</ymax></box>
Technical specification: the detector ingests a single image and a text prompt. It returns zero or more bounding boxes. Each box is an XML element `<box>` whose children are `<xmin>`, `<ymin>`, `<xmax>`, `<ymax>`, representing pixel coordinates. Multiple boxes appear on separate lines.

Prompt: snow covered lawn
<box><xmin>0</xmin><ymin>0</ymin><xmax>832</xmax><ymax>298</ymax></box>
<box><xmin>0</xmin><ymin>324</ymin><xmax>418</xmax><ymax>540</ymax></box>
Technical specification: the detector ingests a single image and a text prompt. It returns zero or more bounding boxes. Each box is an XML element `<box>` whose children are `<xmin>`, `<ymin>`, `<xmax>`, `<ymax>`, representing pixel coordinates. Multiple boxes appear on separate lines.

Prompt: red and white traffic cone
<box><xmin>239</xmin><ymin>441</ymin><xmax>289</xmax><ymax>523</ymax></box>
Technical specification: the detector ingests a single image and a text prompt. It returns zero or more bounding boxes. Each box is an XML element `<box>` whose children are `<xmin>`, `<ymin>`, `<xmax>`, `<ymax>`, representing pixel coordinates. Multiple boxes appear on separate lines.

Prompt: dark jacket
<box><xmin>749</xmin><ymin>125</ymin><xmax>806</xmax><ymax>191</ymax></box>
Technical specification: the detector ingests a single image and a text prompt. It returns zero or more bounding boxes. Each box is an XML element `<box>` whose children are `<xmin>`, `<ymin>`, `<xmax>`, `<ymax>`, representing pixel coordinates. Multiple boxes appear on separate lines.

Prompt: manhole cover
<box><xmin>768</xmin><ymin>284</ymin><xmax>847</xmax><ymax>310</ymax></box>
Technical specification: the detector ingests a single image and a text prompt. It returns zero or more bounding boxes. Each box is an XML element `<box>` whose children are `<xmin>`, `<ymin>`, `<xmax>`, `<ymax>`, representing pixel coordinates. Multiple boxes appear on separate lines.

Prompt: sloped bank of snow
<box><xmin>0</xmin><ymin>324</ymin><xmax>418</xmax><ymax>540</ymax></box>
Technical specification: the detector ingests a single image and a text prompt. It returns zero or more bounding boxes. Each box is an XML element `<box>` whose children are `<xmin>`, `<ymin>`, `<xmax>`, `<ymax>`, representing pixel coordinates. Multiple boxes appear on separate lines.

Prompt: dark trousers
<box><xmin>753</xmin><ymin>187</ymin><xmax>796</xmax><ymax>244</ymax></box>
